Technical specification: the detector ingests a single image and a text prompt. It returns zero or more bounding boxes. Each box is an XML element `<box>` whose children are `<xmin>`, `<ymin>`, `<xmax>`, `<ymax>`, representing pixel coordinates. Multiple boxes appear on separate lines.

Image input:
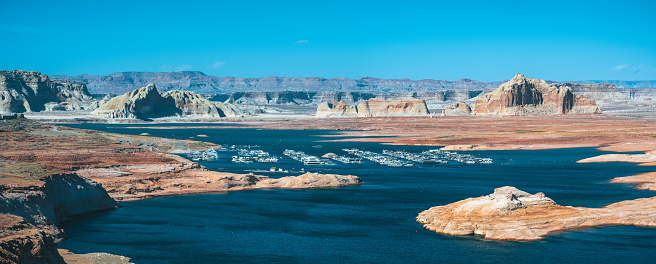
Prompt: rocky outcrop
<box><xmin>92</xmin><ymin>84</ymin><xmax>180</xmax><ymax>119</ymax></box>
<box><xmin>357</xmin><ymin>98</ymin><xmax>429</xmax><ymax>117</ymax></box>
<box><xmin>0</xmin><ymin>70</ymin><xmax>94</xmax><ymax>114</ymax></box>
<box><xmin>0</xmin><ymin>174</ymin><xmax>117</xmax><ymax>241</ymax></box>
<box><xmin>255</xmin><ymin>173</ymin><xmax>363</xmax><ymax>188</ymax></box>
<box><xmin>162</xmin><ymin>90</ymin><xmax>237</xmax><ymax>117</ymax></box>
<box><xmin>316</xmin><ymin>101</ymin><xmax>358</xmax><ymax>117</ymax></box>
<box><xmin>52</xmin><ymin>71</ymin><xmax>506</xmax><ymax>94</ymax></box>
<box><xmin>417</xmin><ymin>186</ymin><xmax>656</xmax><ymax>241</ymax></box>
<box><xmin>474</xmin><ymin>73</ymin><xmax>601</xmax><ymax>115</ymax></box>
<box><xmin>441</xmin><ymin>102</ymin><xmax>472</xmax><ymax>116</ymax></box>
<box><xmin>316</xmin><ymin>98</ymin><xmax>429</xmax><ymax>117</ymax></box>
<box><xmin>0</xmin><ymin>214</ymin><xmax>65</xmax><ymax>264</ymax></box>
<box><xmin>93</xmin><ymin>85</ymin><xmax>244</xmax><ymax>119</ymax></box>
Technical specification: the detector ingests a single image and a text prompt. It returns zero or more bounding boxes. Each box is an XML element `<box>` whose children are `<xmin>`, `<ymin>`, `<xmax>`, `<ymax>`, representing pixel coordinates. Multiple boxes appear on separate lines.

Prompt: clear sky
<box><xmin>1</xmin><ymin>0</ymin><xmax>654</xmax><ymax>81</ymax></box>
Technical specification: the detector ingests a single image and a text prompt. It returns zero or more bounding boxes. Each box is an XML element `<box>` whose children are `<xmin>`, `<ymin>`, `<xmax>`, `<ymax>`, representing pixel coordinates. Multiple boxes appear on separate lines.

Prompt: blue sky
<box><xmin>1</xmin><ymin>0</ymin><xmax>655</xmax><ymax>81</ymax></box>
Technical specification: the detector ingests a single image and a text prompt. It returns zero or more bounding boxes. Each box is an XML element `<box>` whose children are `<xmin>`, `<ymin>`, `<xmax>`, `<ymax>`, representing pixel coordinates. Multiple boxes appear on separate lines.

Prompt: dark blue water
<box><xmin>59</xmin><ymin>123</ymin><xmax>656</xmax><ymax>263</ymax></box>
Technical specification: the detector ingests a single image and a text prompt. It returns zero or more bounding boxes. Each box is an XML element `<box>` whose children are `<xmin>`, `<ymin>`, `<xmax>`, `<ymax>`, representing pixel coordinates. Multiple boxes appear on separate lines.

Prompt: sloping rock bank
<box><xmin>316</xmin><ymin>98</ymin><xmax>429</xmax><ymax>117</ymax></box>
<box><xmin>475</xmin><ymin>73</ymin><xmax>600</xmax><ymax>115</ymax></box>
<box><xmin>417</xmin><ymin>186</ymin><xmax>656</xmax><ymax>241</ymax></box>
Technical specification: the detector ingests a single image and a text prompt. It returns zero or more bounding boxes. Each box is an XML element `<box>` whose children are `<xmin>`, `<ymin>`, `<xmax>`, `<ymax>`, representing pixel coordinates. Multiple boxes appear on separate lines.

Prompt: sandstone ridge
<box><xmin>316</xmin><ymin>98</ymin><xmax>429</xmax><ymax>117</ymax></box>
<box><xmin>417</xmin><ymin>186</ymin><xmax>656</xmax><ymax>241</ymax></box>
<box><xmin>474</xmin><ymin>73</ymin><xmax>601</xmax><ymax>115</ymax></box>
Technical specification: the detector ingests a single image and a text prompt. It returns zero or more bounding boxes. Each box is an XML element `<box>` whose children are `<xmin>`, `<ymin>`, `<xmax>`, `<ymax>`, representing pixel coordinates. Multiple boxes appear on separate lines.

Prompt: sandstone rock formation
<box><xmin>162</xmin><ymin>90</ymin><xmax>237</xmax><ymax>117</ymax></box>
<box><xmin>417</xmin><ymin>186</ymin><xmax>656</xmax><ymax>241</ymax></box>
<box><xmin>0</xmin><ymin>173</ymin><xmax>117</xmax><ymax>241</ymax></box>
<box><xmin>92</xmin><ymin>84</ymin><xmax>180</xmax><ymax>119</ymax></box>
<box><xmin>93</xmin><ymin>85</ymin><xmax>243</xmax><ymax>119</ymax></box>
<box><xmin>0</xmin><ymin>70</ymin><xmax>94</xmax><ymax>114</ymax></box>
<box><xmin>474</xmin><ymin>73</ymin><xmax>601</xmax><ymax>115</ymax></box>
<box><xmin>0</xmin><ymin>214</ymin><xmax>65</xmax><ymax>264</ymax></box>
<box><xmin>316</xmin><ymin>98</ymin><xmax>429</xmax><ymax>117</ymax></box>
<box><xmin>316</xmin><ymin>101</ymin><xmax>358</xmax><ymax>117</ymax></box>
<box><xmin>441</xmin><ymin>102</ymin><xmax>472</xmax><ymax>116</ymax></box>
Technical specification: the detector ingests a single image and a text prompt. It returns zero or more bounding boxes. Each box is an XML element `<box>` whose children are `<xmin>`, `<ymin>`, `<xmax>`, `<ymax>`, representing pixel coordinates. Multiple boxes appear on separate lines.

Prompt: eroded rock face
<box><xmin>0</xmin><ymin>70</ymin><xmax>93</xmax><ymax>113</ymax></box>
<box><xmin>0</xmin><ymin>174</ymin><xmax>117</xmax><ymax>241</ymax></box>
<box><xmin>0</xmin><ymin>214</ymin><xmax>65</xmax><ymax>264</ymax></box>
<box><xmin>316</xmin><ymin>100</ymin><xmax>358</xmax><ymax>117</ymax></box>
<box><xmin>474</xmin><ymin>73</ymin><xmax>601</xmax><ymax>115</ymax></box>
<box><xmin>316</xmin><ymin>98</ymin><xmax>429</xmax><ymax>117</ymax></box>
<box><xmin>162</xmin><ymin>90</ymin><xmax>237</xmax><ymax>117</ymax></box>
<box><xmin>417</xmin><ymin>186</ymin><xmax>656</xmax><ymax>241</ymax></box>
<box><xmin>92</xmin><ymin>84</ymin><xmax>180</xmax><ymax>119</ymax></box>
<box><xmin>441</xmin><ymin>102</ymin><xmax>472</xmax><ymax>116</ymax></box>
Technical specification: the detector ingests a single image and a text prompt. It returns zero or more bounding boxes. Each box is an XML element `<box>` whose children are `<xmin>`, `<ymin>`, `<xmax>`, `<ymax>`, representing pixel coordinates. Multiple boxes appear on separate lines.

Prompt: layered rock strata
<box><xmin>474</xmin><ymin>73</ymin><xmax>601</xmax><ymax>115</ymax></box>
<box><xmin>52</xmin><ymin>71</ymin><xmax>506</xmax><ymax>94</ymax></box>
<box><xmin>441</xmin><ymin>102</ymin><xmax>472</xmax><ymax>116</ymax></box>
<box><xmin>92</xmin><ymin>84</ymin><xmax>180</xmax><ymax>119</ymax></box>
<box><xmin>0</xmin><ymin>214</ymin><xmax>65</xmax><ymax>264</ymax></box>
<box><xmin>93</xmin><ymin>85</ymin><xmax>241</xmax><ymax>119</ymax></box>
<box><xmin>316</xmin><ymin>98</ymin><xmax>429</xmax><ymax>117</ymax></box>
<box><xmin>0</xmin><ymin>70</ymin><xmax>94</xmax><ymax>114</ymax></box>
<box><xmin>417</xmin><ymin>186</ymin><xmax>656</xmax><ymax>241</ymax></box>
<box><xmin>162</xmin><ymin>90</ymin><xmax>237</xmax><ymax>117</ymax></box>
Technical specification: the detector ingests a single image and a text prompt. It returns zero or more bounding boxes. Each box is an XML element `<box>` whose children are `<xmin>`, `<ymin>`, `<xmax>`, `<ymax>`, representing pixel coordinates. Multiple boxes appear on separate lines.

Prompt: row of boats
<box><xmin>189</xmin><ymin>146</ymin><xmax>493</xmax><ymax>166</ymax></box>
<box><xmin>232</xmin><ymin>149</ymin><xmax>279</xmax><ymax>163</ymax></box>
<box><xmin>343</xmin><ymin>149</ymin><xmax>415</xmax><ymax>167</ymax></box>
<box><xmin>283</xmin><ymin>149</ymin><xmax>334</xmax><ymax>165</ymax></box>
<box><xmin>343</xmin><ymin>148</ymin><xmax>493</xmax><ymax>166</ymax></box>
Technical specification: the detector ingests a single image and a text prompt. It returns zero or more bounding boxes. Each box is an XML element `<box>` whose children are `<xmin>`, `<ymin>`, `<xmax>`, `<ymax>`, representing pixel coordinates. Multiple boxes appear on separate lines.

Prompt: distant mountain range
<box><xmin>48</xmin><ymin>71</ymin><xmax>656</xmax><ymax>94</ymax></box>
<box><xmin>50</xmin><ymin>71</ymin><xmax>506</xmax><ymax>94</ymax></box>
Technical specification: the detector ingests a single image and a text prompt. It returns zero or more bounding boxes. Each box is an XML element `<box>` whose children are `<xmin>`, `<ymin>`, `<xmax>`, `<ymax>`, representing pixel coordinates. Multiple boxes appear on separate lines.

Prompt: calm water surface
<box><xmin>59</xmin><ymin>123</ymin><xmax>656</xmax><ymax>263</ymax></box>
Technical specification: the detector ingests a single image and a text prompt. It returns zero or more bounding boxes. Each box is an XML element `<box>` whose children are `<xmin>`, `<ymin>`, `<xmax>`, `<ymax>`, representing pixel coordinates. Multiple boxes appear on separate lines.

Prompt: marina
<box><xmin>189</xmin><ymin>145</ymin><xmax>494</xmax><ymax>168</ymax></box>
<box><xmin>283</xmin><ymin>149</ymin><xmax>334</xmax><ymax>165</ymax></box>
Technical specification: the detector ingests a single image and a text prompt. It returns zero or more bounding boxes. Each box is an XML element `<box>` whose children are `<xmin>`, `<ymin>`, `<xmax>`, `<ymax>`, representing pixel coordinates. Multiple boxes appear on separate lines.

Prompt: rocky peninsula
<box><xmin>417</xmin><ymin>186</ymin><xmax>656</xmax><ymax>241</ymax></box>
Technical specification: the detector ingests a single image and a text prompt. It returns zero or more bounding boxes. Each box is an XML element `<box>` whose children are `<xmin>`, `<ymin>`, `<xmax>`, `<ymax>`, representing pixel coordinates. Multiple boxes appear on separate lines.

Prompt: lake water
<box><xmin>59</xmin><ymin>123</ymin><xmax>656</xmax><ymax>263</ymax></box>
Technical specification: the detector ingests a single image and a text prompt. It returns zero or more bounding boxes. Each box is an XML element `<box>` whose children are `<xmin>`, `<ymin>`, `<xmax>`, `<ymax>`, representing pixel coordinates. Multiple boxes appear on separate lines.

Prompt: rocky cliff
<box><xmin>52</xmin><ymin>71</ymin><xmax>506</xmax><ymax>94</ymax></box>
<box><xmin>0</xmin><ymin>174</ymin><xmax>117</xmax><ymax>241</ymax></box>
<box><xmin>92</xmin><ymin>84</ymin><xmax>180</xmax><ymax>119</ymax></box>
<box><xmin>0</xmin><ymin>70</ymin><xmax>94</xmax><ymax>114</ymax></box>
<box><xmin>316</xmin><ymin>98</ymin><xmax>429</xmax><ymax>117</ymax></box>
<box><xmin>162</xmin><ymin>90</ymin><xmax>237</xmax><ymax>117</ymax></box>
<box><xmin>0</xmin><ymin>214</ymin><xmax>65</xmax><ymax>264</ymax></box>
<box><xmin>474</xmin><ymin>73</ymin><xmax>601</xmax><ymax>115</ymax></box>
